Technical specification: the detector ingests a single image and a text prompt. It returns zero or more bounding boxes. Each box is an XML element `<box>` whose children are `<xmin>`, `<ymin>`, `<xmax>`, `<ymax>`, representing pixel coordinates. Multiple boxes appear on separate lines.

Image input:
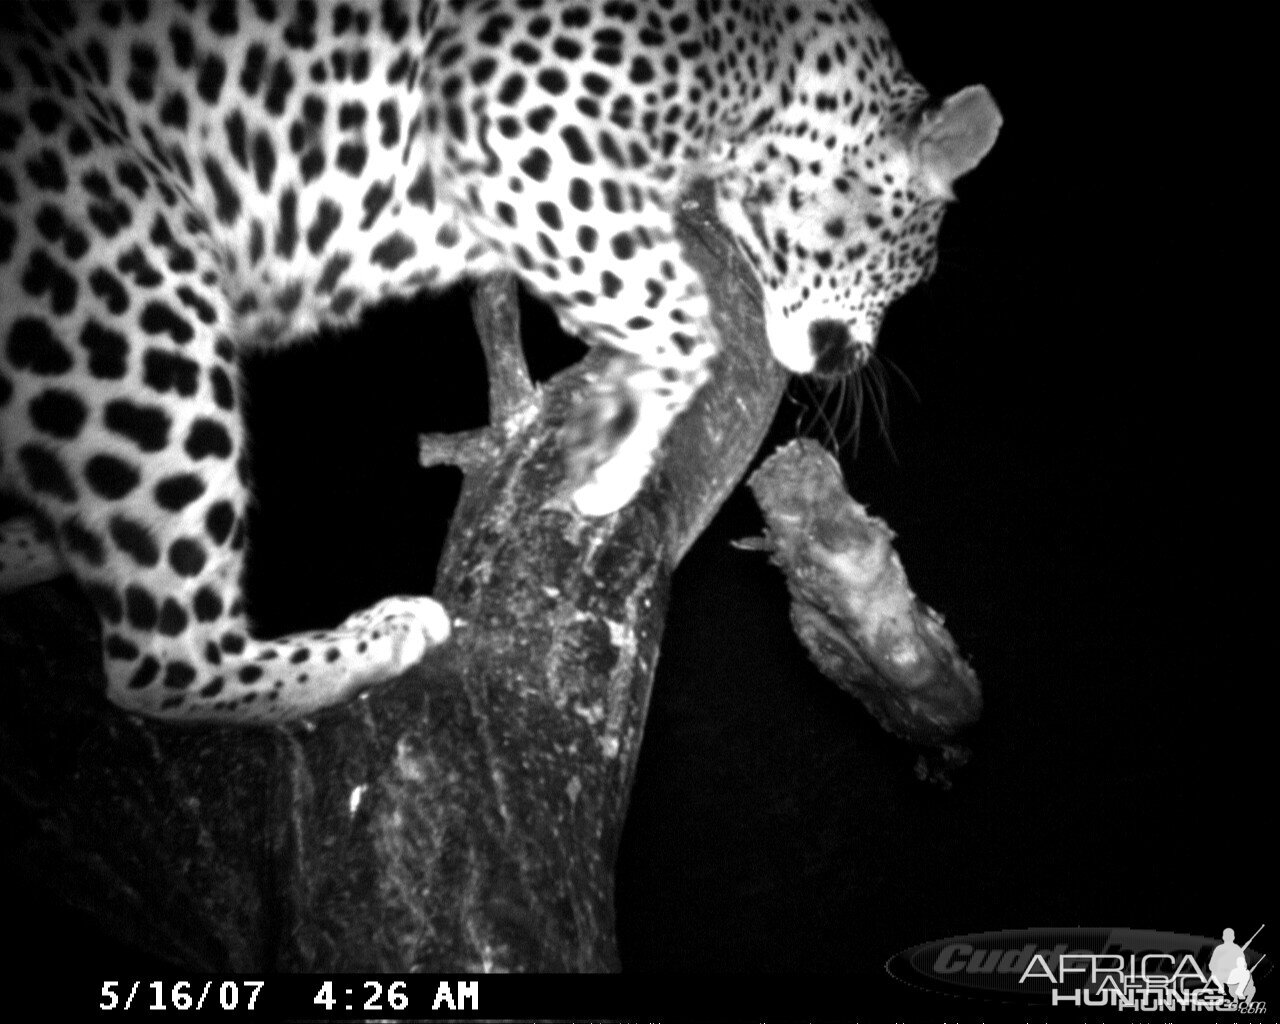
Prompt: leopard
<box><xmin>0</xmin><ymin>0</ymin><xmax>1001</xmax><ymax>725</ymax></box>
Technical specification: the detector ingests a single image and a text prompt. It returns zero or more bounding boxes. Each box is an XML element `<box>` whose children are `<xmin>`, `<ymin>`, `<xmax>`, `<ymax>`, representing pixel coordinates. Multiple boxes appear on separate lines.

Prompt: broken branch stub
<box><xmin>747</xmin><ymin>440</ymin><xmax>983</xmax><ymax>748</ymax></box>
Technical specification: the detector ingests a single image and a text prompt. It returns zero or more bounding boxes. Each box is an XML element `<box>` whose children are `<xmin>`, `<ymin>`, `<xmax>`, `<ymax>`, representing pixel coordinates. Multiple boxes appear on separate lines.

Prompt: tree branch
<box><xmin>745</xmin><ymin>440</ymin><xmax>982</xmax><ymax>786</ymax></box>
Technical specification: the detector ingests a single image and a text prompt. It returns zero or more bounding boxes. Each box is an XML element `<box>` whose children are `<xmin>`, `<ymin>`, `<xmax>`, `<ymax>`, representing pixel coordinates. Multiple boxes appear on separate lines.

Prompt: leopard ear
<box><xmin>911</xmin><ymin>85</ymin><xmax>1002</xmax><ymax>200</ymax></box>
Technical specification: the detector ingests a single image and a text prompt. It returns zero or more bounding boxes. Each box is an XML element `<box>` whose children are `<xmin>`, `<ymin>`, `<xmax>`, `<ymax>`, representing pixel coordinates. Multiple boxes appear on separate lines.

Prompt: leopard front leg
<box><xmin>431</xmin><ymin>87</ymin><xmax>722</xmax><ymax>516</ymax></box>
<box><xmin>0</xmin><ymin>274</ymin><xmax>451</xmax><ymax>726</ymax></box>
<box><xmin>550</xmin><ymin>239</ymin><xmax>719</xmax><ymax>517</ymax></box>
<box><xmin>562</xmin><ymin>345</ymin><xmax>713</xmax><ymax>516</ymax></box>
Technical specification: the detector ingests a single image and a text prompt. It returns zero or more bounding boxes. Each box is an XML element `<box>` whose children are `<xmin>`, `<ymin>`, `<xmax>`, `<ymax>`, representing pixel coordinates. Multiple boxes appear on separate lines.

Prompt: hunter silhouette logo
<box><xmin>1208</xmin><ymin>926</ymin><xmax>1265</xmax><ymax>1002</ymax></box>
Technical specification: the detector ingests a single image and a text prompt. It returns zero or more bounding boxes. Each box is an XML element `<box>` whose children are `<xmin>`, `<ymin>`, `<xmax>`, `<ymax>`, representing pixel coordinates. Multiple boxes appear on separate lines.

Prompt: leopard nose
<box><xmin>808</xmin><ymin>319</ymin><xmax>853</xmax><ymax>376</ymax></box>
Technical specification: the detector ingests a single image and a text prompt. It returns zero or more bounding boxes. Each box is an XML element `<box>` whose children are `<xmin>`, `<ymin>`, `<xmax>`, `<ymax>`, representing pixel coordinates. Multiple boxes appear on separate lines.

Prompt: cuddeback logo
<box><xmin>887</xmin><ymin>925</ymin><xmax>1268</xmax><ymax>1010</ymax></box>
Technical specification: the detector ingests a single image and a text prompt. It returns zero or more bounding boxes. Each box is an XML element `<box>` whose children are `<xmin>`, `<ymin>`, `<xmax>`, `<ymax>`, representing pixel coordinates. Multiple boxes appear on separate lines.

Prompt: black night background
<box><xmin>2</xmin><ymin>0</ymin><xmax>1267</xmax><ymax>1013</ymax></box>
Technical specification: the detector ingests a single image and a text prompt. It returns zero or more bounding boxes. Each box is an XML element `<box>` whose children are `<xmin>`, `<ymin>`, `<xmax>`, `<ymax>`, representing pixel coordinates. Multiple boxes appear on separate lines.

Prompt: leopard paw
<box><xmin>337</xmin><ymin>595</ymin><xmax>452</xmax><ymax>675</ymax></box>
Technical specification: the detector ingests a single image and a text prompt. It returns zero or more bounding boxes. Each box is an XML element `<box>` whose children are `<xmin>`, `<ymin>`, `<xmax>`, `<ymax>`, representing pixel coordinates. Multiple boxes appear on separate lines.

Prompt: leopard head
<box><xmin>724</xmin><ymin>82</ymin><xmax>1002</xmax><ymax>378</ymax></box>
